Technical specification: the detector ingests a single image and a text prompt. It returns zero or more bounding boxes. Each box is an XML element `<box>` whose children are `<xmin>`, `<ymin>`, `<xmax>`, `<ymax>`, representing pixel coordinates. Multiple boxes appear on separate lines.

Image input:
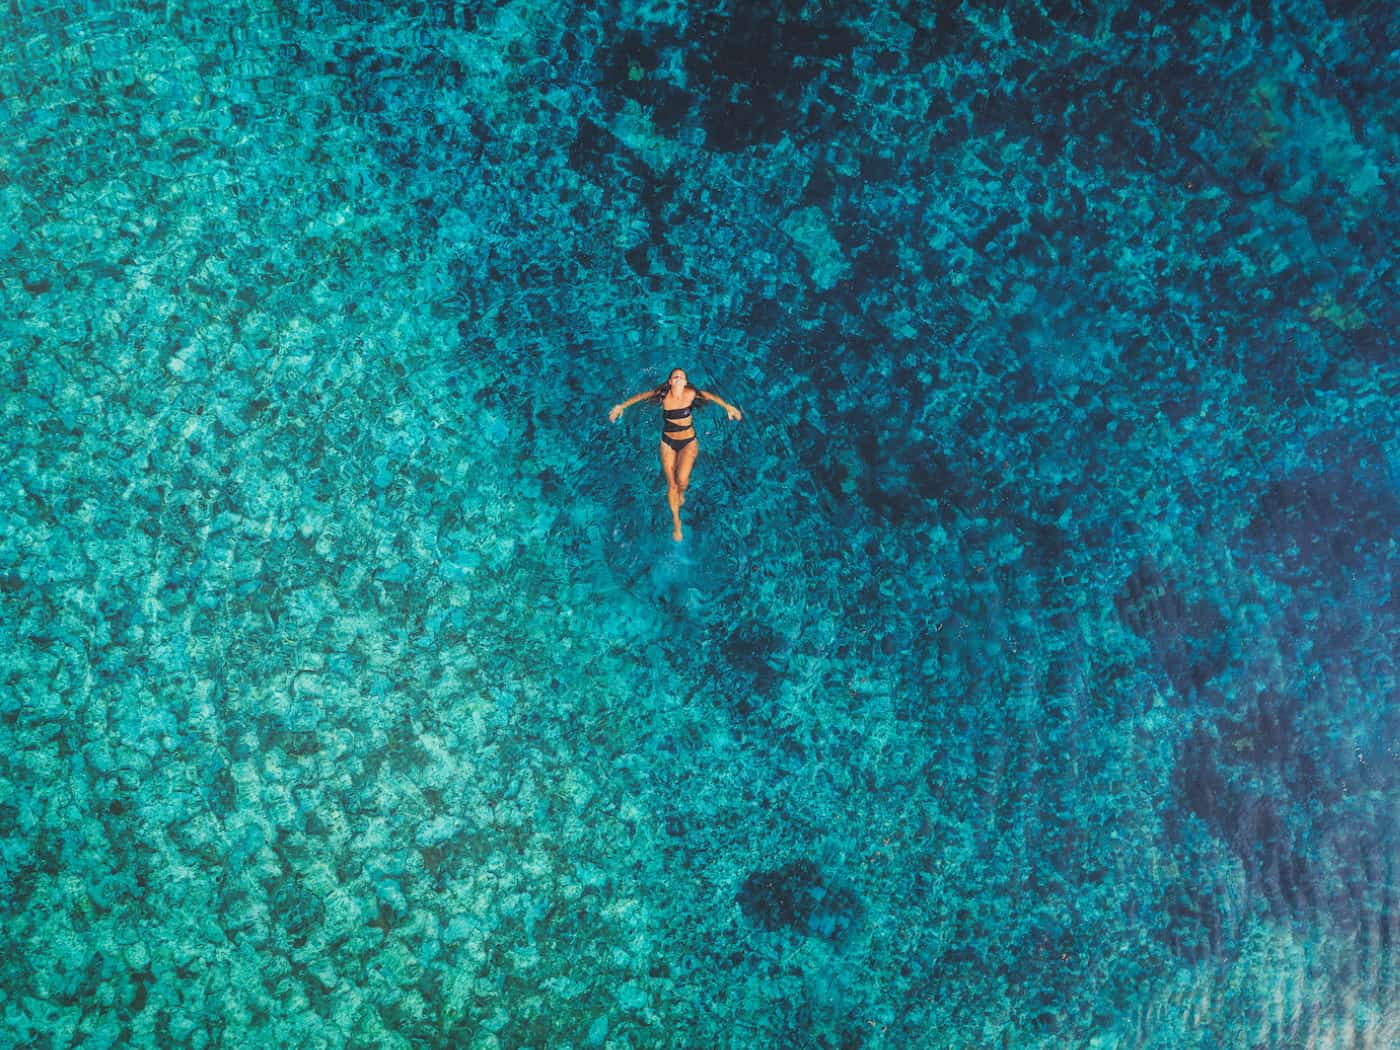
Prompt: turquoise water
<box><xmin>2</xmin><ymin>0</ymin><xmax>1396</xmax><ymax>1047</ymax></box>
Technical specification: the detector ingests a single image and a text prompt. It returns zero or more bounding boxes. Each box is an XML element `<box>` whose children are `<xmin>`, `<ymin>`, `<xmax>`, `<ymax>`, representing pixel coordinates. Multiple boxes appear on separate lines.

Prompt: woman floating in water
<box><xmin>609</xmin><ymin>368</ymin><xmax>743</xmax><ymax>541</ymax></box>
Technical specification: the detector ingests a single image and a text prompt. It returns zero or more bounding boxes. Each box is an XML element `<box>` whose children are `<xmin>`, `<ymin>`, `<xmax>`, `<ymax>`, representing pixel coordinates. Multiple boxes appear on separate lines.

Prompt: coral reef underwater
<box><xmin>1</xmin><ymin>0</ymin><xmax>1395</xmax><ymax>1047</ymax></box>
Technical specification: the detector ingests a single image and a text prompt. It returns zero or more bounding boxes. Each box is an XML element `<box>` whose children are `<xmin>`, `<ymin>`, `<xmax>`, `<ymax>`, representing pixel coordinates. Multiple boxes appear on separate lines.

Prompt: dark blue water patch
<box><xmin>1336</xmin><ymin>315</ymin><xmax>1396</xmax><ymax>372</ymax></box>
<box><xmin>1290</xmin><ymin>3</ymin><xmax>1397</xmax><ymax>141</ymax></box>
<box><xmin>1164</xmin><ymin>698</ymin><xmax>1390</xmax><ymax>935</ymax></box>
<box><xmin>201</xmin><ymin>757</ymin><xmax>238</xmax><ymax>818</ymax></box>
<box><xmin>271</xmin><ymin>875</ymin><xmax>326</xmax><ymax>944</ymax></box>
<box><xmin>681</xmin><ymin>2</ymin><xmax>860</xmax><ymax>152</ymax></box>
<box><xmin>598</xmin><ymin>27</ymin><xmax>692</xmax><ymax>134</ymax></box>
<box><xmin>836</xmin><ymin>231</ymin><xmax>903</xmax><ymax>299</ymax></box>
<box><xmin>737</xmin><ymin>858</ymin><xmax>864</xmax><ymax>944</ymax></box>
<box><xmin>709</xmin><ymin>618</ymin><xmax>789</xmax><ymax>725</ymax></box>
<box><xmin>902</xmin><ymin>3</ymin><xmax>977</xmax><ymax>63</ymax></box>
<box><xmin>1173</xmin><ymin>727</ymin><xmax>1306</xmax><ymax>913</ymax></box>
<box><xmin>1114</xmin><ymin>557</ymin><xmax>1232</xmax><ymax>703</ymax></box>
<box><xmin>258</xmin><ymin>713</ymin><xmax>324</xmax><ymax>758</ymax></box>
<box><xmin>1240</xmin><ymin>324</ymin><xmax>1332</xmax><ymax>408</ymax></box>
<box><xmin>1326</xmin><ymin>806</ymin><xmax>1400</xmax><ymax>942</ymax></box>
<box><xmin>1154</xmin><ymin>871</ymin><xmax>1236</xmax><ymax>964</ymax></box>
<box><xmin>1241</xmin><ymin>441</ymin><xmax>1399</xmax><ymax>586</ymax></box>
<box><xmin>1214</xmin><ymin>687</ymin><xmax>1326</xmax><ymax>805</ymax></box>
<box><xmin>1007</xmin><ymin>918</ymin><xmax>1090</xmax><ymax>1035</ymax></box>
<box><xmin>796</xmin><ymin>399</ymin><xmax>1002</xmax><ymax>530</ymax></box>
<box><xmin>566</xmin><ymin>116</ymin><xmax>647</xmax><ymax>192</ymax></box>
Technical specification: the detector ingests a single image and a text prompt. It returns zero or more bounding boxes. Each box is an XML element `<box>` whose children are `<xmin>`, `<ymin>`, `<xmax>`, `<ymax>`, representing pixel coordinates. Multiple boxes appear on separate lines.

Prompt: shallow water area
<box><xmin>2</xmin><ymin>0</ymin><xmax>1397</xmax><ymax>1048</ymax></box>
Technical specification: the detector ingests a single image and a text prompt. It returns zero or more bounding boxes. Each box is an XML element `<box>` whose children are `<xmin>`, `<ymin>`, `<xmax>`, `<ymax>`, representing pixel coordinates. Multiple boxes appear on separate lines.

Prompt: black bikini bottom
<box><xmin>662</xmin><ymin>434</ymin><xmax>695</xmax><ymax>452</ymax></box>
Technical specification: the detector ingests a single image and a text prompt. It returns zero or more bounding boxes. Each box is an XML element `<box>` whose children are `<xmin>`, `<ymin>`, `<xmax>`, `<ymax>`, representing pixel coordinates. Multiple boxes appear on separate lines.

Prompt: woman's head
<box><xmin>655</xmin><ymin>367</ymin><xmax>702</xmax><ymax>402</ymax></box>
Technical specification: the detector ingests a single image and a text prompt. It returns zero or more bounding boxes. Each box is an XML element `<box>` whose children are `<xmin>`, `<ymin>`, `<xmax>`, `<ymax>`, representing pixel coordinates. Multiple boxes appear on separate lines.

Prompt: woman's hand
<box><xmin>726</xmin><ymin>405</ymin><xmax>743</xmax><ymax>422</ymax></box>
<box><xmin>609</xmin><ymin>404</ymin><xmax>624</xmax><ymax>422</ymax></box>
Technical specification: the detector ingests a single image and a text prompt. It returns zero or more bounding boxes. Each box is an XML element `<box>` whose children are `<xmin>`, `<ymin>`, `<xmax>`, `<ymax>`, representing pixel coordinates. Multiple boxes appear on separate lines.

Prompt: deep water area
<box><xmin>2</xmin><ymin>0</ymin><xmax>1397</xmax><ymax>1047</ymax></box>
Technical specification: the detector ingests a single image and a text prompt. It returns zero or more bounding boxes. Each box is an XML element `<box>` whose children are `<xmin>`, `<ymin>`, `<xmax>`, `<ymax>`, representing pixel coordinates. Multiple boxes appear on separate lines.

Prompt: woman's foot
<box><xmin>672</xmin><ymin>521</ymin><xmax>684</xmax><ymax>541</ymax></box>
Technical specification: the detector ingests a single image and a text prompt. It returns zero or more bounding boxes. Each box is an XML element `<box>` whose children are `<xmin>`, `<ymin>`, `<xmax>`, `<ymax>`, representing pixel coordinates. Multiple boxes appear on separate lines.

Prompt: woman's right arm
<box><xmin>609</xmin><ymin>390</ymin><xmax>654</xmax><ymax>422</ymax></box>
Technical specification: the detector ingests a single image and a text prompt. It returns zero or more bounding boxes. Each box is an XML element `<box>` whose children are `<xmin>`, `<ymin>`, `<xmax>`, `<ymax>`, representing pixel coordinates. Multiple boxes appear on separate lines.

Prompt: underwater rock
<box><xmin>683</xmin><ymin>5</ymin><xmax>857</xmax><ymax>152</ymax></box>
<box><xmin>707</xmin><ymin>622</ymin><xmax>791</xmax><ymax>727</ymax></box>
<box><xmin>1156</xmin><ymin>876</ymin><xmax>1230</xmax><ymax>963</ymax></box>
<box><xmin>272</xmin><ymin>877</ymin><xmax>326</xmax><ymax>941</ymax></box>
<box><xmin>1171</xmin><ymin>724</ymin><xmax>1318</xmax><ymax>924</ymax></box>
<box><xmin>1242</xmin><ymin>448</ymin><xmax>1399</xmax><ymax>584</ymax></box>
<box><xmin>736</xmin><ymin>858</ymin><xmax>863</xmax><ymax>943</ymax></box>
<box><xmin>1114</xmin><ymin>558</ymin><xmax>1231</xmax><ymax>702</ymax></box>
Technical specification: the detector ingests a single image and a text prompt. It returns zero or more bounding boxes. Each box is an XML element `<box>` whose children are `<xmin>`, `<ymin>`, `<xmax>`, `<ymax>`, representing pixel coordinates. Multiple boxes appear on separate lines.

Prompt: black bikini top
<box><xmin>662</xmin><ymin>406</ymin><xmax>692</xmax><ymax>420</ymax></box>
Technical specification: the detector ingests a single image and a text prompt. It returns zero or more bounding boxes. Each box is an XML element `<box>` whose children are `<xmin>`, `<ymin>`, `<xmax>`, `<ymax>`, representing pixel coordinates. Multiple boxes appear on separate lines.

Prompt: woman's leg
<box><xmin>659</xmin><ymin>442</ymin><xmax>682</xmax><ymax>539</ymax></box>
<box><xmin>668</xmin><ymin>442</ymin><xmax>699</xmax><ymax>540</ymax></box>
<box><xmin>674</xmin><ymin>440</ymin><xmax>699</xmax><ymax>509</ymax></box>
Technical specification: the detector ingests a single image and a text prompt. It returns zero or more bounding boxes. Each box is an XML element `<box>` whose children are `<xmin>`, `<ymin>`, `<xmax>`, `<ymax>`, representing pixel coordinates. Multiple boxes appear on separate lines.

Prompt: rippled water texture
<box><xmin>3</xmin><ymin>0</ymin><xmax>1397</xmax><ymax>1047</ymax></box>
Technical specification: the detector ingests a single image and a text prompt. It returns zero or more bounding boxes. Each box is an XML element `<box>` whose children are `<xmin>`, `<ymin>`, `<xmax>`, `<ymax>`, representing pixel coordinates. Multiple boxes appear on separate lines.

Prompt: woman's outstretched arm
<box><xmin>701</xmin><ymin>390</ymin><xmax>743</xmax><ymax>421</ymax></box>
<box><xmin>609</xmin><ymin>389</ymin><xmax>657</xmax><ymax>422</ymax></box>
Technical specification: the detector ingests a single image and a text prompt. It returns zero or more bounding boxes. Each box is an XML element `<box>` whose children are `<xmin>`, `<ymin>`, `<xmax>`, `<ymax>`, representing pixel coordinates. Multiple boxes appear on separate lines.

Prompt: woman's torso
<box><xmin>661</xmin><ymin>390</ymin><xmax>699</xmax><ymax>442</ymax></box>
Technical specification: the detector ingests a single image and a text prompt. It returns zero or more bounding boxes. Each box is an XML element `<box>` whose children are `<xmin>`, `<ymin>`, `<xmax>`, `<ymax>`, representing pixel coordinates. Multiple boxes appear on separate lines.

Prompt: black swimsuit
<box><xmin>661</xmin><ymin>404</ymin><xmax>696</xmax><ymax>452</ymax></box>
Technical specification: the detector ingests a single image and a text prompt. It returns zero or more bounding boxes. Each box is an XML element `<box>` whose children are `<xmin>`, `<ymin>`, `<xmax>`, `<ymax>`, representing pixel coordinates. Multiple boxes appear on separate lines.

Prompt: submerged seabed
<box><xmin>2</xmin><ymin>0</ymin><xmax>1397</xmax><ymax>1047</ymax></box>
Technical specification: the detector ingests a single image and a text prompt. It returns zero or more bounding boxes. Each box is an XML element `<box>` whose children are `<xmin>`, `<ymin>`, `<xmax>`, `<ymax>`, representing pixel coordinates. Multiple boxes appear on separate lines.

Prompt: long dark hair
<box><xmin>651</xmin><ymin>370</ymin><xmax>707</xmax><ymax>404</ymax></box>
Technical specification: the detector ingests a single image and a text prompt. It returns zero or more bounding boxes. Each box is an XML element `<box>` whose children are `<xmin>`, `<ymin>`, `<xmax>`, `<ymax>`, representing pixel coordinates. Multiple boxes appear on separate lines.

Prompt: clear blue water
<box><xmin>2</xmin><ymin>1</ymin><xmax>1396</xmax><ymax>1047</ymax></box>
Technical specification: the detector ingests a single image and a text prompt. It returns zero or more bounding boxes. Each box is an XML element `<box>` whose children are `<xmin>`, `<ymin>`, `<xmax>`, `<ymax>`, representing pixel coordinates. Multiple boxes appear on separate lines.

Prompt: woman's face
<box><xmin>669</xmin><ymin>370</ymin><xmax>687</xmax><ymax>388</ymax></box>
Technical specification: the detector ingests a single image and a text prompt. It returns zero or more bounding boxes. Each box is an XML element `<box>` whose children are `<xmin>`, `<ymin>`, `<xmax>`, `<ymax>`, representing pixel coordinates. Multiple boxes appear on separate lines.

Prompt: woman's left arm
<box><xmin>701</xmin><ymin>391</ymin><xmax>743</xmax><ymax>421</ymax></box>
